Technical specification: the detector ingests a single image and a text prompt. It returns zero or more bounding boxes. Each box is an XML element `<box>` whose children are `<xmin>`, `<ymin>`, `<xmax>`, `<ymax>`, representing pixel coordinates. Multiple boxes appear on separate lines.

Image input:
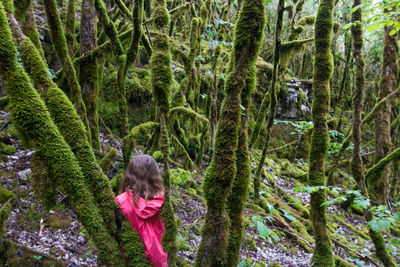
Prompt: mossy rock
<box><xmin>47</xmin><ymin>212</ymin><xmax>72</xmax><ymax>229</ymax></box>
<box><xmin>169</xmin><ymin>168</ymin><xmax>192</xmax><ymax>185</ymax></box>
<box><xmin>17</xmin><ymin>205</ymin><xmax>41</xmax><ymax>232</ymax></box>
<box><xmin>1</xmin><ymin>145</ymin><xmax>16</xmax><ymax>155</ymax></box>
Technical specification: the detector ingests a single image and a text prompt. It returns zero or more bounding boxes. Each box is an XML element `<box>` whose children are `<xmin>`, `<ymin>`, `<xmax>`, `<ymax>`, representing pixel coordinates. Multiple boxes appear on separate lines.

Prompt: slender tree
<box><xmin>194</xmin><ymin>0</ymin><xmax>265</xmax><ymax>264</ymax></box>
<box><xmin>43</xmin><ymin>0</ymin><xmax>90</xmax><ymax>140</ymax></box>
<box><xmin>308</xmin><ymin>0</ymin><xmax>335</xmax><ymax>265</ymax></box>
<box><xmin>253</xmin><ymin>0</ymin><xmax>284</xmax><ymax>199</ymax></box>
<box><xmin>150</xmin><ymin>0</ymin><xmax>178</xmax><ymax>264</ymax></box>
<box><xmin>367</xmin><ymin>7</ymin><xmax>399</xmax><ymax>206</ymax></box>
<box><xmin>79</xmin><ymin>0</ymin><xmax>101</xmax><ymax>150</ymax></box>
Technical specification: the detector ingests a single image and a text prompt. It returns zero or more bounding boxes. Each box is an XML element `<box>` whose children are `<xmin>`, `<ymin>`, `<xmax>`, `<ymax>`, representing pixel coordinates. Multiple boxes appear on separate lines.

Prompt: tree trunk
<box><xmin>368</xmin><ymin>8</ymin><xmax>399</xmax><ymax>205</ymax></box>
<box><xmin>308</xmin><ymin>0</ymin><xmax>335</xmax><ymax>265</ymax></box>
<box><xmin>150</xmin><ymin>0</ymin><xmax>178</xmax><ymax>264</ymax></box>
<box><xmin>79</xmin><ymin>0</ymin><xmax>101</xmax><ymax>151</ymax></box>
<box><xmin>43</xmin><ymin>0</ymin><xmax>91</xmax><ymax>141</ymax></box>
<box><xmin>253</xmin><ymin>0</ymin><xmax>284</xmax><ymax>200</ymax></box>
<box><xmin>194</xmin><ymin>0</ymin><xmax>265</xmax><ymax>264</ymax></box>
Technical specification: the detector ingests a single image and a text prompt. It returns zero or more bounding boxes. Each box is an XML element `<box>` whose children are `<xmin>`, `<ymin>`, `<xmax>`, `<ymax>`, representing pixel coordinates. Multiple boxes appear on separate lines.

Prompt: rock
<box><xmin>17</xmin><ymin>168</ymin><xmax>32</xmax><ymax>181</ymax></box>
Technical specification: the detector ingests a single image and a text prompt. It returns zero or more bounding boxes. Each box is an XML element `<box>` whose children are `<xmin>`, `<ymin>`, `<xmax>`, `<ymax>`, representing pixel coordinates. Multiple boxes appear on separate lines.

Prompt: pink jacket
<box><xmin>115</xmin><ymin>192</ymin><xmax>167</xmax><ymax>267</ymax></box>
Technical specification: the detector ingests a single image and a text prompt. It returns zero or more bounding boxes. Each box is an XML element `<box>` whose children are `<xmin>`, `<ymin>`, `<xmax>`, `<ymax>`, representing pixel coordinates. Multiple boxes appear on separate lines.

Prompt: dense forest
<box><xmin>0</xmin><ymin>0</ymin><xmax>399</xmax><ymax>266</ymax></box>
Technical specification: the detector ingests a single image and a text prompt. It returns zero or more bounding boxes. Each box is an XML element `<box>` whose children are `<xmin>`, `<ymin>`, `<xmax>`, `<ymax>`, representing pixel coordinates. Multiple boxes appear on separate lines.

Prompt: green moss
<box><xmin>334</xmin><ymin>256</ymin><xmax>356</xmax><ymax>267</ymax></box>
<box><xmin>279</xmin><ymin>39</ymin><xmax>313</xmax><ymax>68</ymax></box>
<box><xmin>0</xmin><ymin>96</ymin><xmax>9</xmax><ymax>109</ymax></box>
<box><xmin>47</xmin><ymin>212</ymin><xmax>72</xmax><ymax>229</ymax></box>
<box><xmin>1</xmin><ymin>145</ymin><xmax>16</xmax><ymax>155</ymax></box>
<box><xmin>120</xmin><ymin>221</ymin><xmax>150</xmax><ymax>266</ymax></box>
<box><xmin>43</xmin><ymin>0</ymin><xmax>90</xmax><ymax>138</ymax></box>
<box><xmin>225</xmin><ymin>65</ymin><xmax>259</xmax><ymax>266</ymax></box>
<box><xmin>297</xmin><ymin>15</ymin><xmax>315</xmax><ymax>26</ymax></box>
<box><xmin>110</xmin><ymin>172</ymin><xmax>123</xmax><ymax>193</ymax></box>
<box><xmin>99</xmin><ymin>147</ymin><xmax>117</xmax><ymax>173</ymax></box>
<box><xmin>169</xmin><ymin>168</ymin><xmax>192</xmax><ymax>184</ymax></box>
<box><xmin>0</xmin><ymin>186</ymin><xmax>15</xmax><ymax>205</ymax></box>
<box><xmin>122</xmin><ymin>122</ymin><xmax>159</xmax><ymax>168</ymax></box>
<box><xmin>152</xmin><ymin>150</ymin><xmax>163</xmax><ymax>162</ymax></box>
<box><xmin>151</xmin><ymin>34</ymin><xmax>172</xmax><ymax>114</ymax></box>
<box><xmin>31</xmin><ymin>152</ymin><xmax>57</xmax><ymax>210</ymax></box>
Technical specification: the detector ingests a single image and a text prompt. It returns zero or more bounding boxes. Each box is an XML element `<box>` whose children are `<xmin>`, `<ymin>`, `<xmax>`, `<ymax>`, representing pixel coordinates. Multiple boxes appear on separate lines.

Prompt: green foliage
<box><xmin>297</xmin><ymin>185</ymin><xmax>400</xmax><ymax>235</ymax></box>
<box><xmin>353</xmin><ymin>0</ymin><xmax>400</xmax><ymax>35</ymax></box>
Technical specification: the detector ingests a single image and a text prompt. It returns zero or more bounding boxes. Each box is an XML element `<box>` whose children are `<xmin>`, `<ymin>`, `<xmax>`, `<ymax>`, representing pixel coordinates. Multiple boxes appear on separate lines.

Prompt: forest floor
<box><xmin>1</xmin><ymin>111</ymin><xmax>399</xmax><ymax>266</ymax></box>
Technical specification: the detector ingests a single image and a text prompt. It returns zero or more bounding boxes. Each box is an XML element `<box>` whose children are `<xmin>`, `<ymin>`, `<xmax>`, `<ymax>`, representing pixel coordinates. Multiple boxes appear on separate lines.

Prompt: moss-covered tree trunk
<box><xmin>210</xmin><ymin>44</ymin><xmax>221</xmax><ymax>147</ymax></box>
<box><xmin>0</xmin><ymin>4</ymin><xmax>124</xmax><ymax>265</ymax></box>
<box><xmin>253</xmin><ymin>0</ymin><xmax>284</xmax><ymax>200</ymax></box>
<box><xmin>79</xmin><ymin>0</ymin><xmax>101</xmax><ymax>151</ymax></box>
<box><xmin>350</xmin><ymin>0</ymin><xmax>366</xmax><ymax>197</ymax></box>
<box><xmin>368</xmin><ymin>8</ymin><xmax>399</xmax><ymax>206</ymax></box>
<box><xmin>225</xmin><ymin>65</ymin><xmax>260</xmax><ymax>266</ymax></box>
<box><xmin>350</xmin><ymin>3</ymin><xmax>397</xmax><ymax>266</ymax></box>
<box><xmin>65</xmin><ymin>0</ymin><xmax>75</xmax><ymax>56</ymax></box>
<box><xmin>194</xmin><ymin>0</ymin><xmax>265</xmax><ymax>264</ymax></box>
<box><xmin>5</xmin><ymin>5</ymin><xmax>150</xmax><ymax>265</ymax></box>
<box><xmin>94</xmin><ymin>0</ymin><xmax>129</xmax><ymax>136</ymax></box>
<box><xmin>308</xmin><ymin>0</ymin><xmax>335</xmax><ymax>265</ymax></box>
<box><xmin>149</xmin><ymin>0</ymin><xmax>178</xmax><ymax>264</ymax></box>
<box><xmin>43</xmin><ymin>0</ymin><xmax>91</xmax><ymax>141</ymax></box>
<box><xmin>13</xmin><ymin>0</ymin><xmax>46</xmax><ymax>61</ymax></box>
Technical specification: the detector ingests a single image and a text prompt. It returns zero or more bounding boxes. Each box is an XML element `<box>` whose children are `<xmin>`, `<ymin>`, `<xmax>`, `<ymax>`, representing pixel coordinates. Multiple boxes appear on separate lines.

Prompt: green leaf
<box><xmin>280</xmin><ymin>209</ymin><xmax>296</xmax><ymax>222</ymax></box>
<box><xmin>377</xmin><ymin>219</ymin><xmax>391</xmax><ymax>229</ymax></box>
<box><xmin>343</xmin><ymin>23</ymin><xmax>352</xmax><ymax>30</ymax></box>
<box><xmin>251</xmin><ymin>215</ymin><xmax>260</xmax><ymax>223</ymax></box>
<box><xmin>271</xmin><ymin>233</ymin><xmax>280</xmax><ymax>242</ymax></box>
<box><xmin>368</xmin><ymin>219</ymin><xmax>381</xmax><ymax>233</ymax></box>
<box><xmin>351</xmin><ymin>5</ymin><xmax>362</xmax><ymax>13</ymax></box>
<box><xmin>257</xmin><ymin>221</ymin><xmax>271</xmax><ymax>239</ymax></box>
<box><xmin>266</xmin><ymin>202</ymin><xmax>275</xmax><ymax>214</ymax></box>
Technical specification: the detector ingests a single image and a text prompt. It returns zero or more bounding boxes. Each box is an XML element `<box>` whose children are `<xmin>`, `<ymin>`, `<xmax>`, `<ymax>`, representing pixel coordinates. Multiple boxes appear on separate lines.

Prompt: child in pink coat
<box><xmin>116</xmin><ymin>155</ymin><xmax>167</xmax><ymax>267</ymax></box>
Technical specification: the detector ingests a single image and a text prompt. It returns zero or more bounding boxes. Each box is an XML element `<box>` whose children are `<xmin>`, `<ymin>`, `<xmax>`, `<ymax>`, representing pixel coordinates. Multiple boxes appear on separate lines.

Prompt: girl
<box><xmin>115</xmin><ymin>155</ymin><xmax>167</xmax><ymax>267</ymax></box>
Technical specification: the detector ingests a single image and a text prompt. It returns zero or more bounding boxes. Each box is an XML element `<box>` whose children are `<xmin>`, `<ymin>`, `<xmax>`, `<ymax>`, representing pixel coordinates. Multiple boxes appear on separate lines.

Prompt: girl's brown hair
<box><xmin>120</xmin><ymin>155</ymin><xmax>164</xmax><ymax>205</ymax></box>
